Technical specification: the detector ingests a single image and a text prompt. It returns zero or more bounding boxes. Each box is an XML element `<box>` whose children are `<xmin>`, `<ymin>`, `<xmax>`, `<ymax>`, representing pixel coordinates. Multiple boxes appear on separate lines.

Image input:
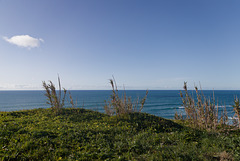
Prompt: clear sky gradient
<box><xmin>1</xmin><ymin>0</ymin><xmax>240</xmax><ymax>90</ymax></box>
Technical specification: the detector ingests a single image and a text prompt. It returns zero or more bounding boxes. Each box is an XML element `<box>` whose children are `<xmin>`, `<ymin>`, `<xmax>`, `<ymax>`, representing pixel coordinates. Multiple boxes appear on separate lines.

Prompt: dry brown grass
<box><xmin>217</xmin><ymin>151</ymin><xmax>233</xmax><ymax>161</ymax></box>
<box><xmin>176</xmin><ymin>82</ymin><xmax>228</xmax><ymax>130</ymax></box>
<box><xmin>104</xmin><ymin>77</ymin><xmax>148</xmax><ymax>116</ymax></box>
<box><xmin>42</xmin><ymin>76</ymin><xmax>75</xmax><ymax>114</ymax></box>
<box><xmin>233</xmin><ymin>97</ymin><xmax>240</xmax><ymax>128</ymax></box>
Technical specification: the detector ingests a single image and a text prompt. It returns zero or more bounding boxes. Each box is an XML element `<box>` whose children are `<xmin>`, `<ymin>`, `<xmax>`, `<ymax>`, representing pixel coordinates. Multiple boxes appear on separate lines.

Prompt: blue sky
<box><xmin>1</xmin><ymin>0</ymin><xmax>240</xmax><ymax>90</ymax></box>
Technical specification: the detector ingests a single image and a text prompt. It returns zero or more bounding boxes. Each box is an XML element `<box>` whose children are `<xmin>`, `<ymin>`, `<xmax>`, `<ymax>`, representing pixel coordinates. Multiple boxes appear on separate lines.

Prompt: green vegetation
<box><xmin>0</xmin><ymin>108</ymin><xmax>240</xmax><ymax>160</ymax></box>
<box><xmin>1</xmin><ymin>79</ymin><xmax>240</xmax><ymax>160</ymax></box>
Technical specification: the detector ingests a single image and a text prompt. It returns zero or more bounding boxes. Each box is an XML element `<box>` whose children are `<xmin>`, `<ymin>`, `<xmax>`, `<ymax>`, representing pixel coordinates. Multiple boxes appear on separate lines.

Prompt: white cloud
<box><xmin>3</xmin><ymin>35</ymin><xmax>44</xmax><ymax>49</ymax></box>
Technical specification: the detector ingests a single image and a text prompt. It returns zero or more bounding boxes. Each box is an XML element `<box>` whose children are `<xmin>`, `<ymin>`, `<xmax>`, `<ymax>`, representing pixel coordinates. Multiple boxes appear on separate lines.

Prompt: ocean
<box><xmin>0</xmin><ymin>90</ymin><xmax>239</xmax><ymax>120</ymax></box>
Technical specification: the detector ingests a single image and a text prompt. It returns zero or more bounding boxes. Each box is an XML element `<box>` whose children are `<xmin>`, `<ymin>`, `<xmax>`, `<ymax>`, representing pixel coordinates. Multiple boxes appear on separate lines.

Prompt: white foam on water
<box><xmin>178</xmin><ymin>106</ymin><xmax>185</xmax><ymax>109</ymax></box>
<box><xmin>218</xmin><ymin>105</ymin><xmax>232</xmax><ymax>108</ymax></box>
<box><xmin>228</xmin><ymin>117</ymin><xmax>238</xmax><ymax>120</ymax></box>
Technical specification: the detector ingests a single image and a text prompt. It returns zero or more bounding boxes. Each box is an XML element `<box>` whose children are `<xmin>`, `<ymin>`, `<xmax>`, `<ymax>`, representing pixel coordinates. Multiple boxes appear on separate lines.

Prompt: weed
<box><xmin>177</xmin><ymin>82</ymin><xmax>228</xmax><ymax>130</ymax></box>
<box><xmin>42</xmin><ymin>76</ymin><xmax>75</xmax><ymax>114</ymax></box>
<box><xmin>69</xmin><ymin>91</ymin><xmax>75</xmax><ymax>108</ymax></box>
<box><xmin>233</xmin><ymin>97</ymin><xmax>240</xmax><ymax>128</ymax></box>
<box><xmin>104</xmin><ymin>77</ymin><xmax>148</xmax><ymax>116</ymax></box>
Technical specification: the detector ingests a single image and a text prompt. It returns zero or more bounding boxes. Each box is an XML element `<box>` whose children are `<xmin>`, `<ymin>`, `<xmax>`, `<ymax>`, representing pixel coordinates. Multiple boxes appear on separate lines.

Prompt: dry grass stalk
<box><xmin>233</xmin><ymin>97</ymin><xmax>240</xmax><ymax>128</ymax></box>
<box><xmin>69</xmin><ymin>91</ymin><xmax>75</xmax><ymax>108</ymax></box>
<box><xmin>104</xmin><ymin>77</ymin><xmax>148</xmax><ymax>116</ymax></box>
<box><xmin>178</xmin><ymin>82</ymin><xmax>228</xmax><ymax>130</ymax></box>
<box><xmin>174</xmin><ymin>112</ymin><xmax>183</xmax><ymax>120</ymax></box>
<box><xmin>43</xmin><ymin>84</ymin><xmax>66</xmax><ymax>114</ymax></box>
<box><xmin>43</xmin><ymin>76</ymin><xmax>74</xmax><ymax>114</ymax></box>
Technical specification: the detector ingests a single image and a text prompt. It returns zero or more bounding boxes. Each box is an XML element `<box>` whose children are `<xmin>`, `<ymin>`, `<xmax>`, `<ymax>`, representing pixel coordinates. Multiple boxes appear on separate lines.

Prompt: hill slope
<box><xmin>0</xmin><ymin>108</ymin><xmax>238</xmax><ymax>160</ymax></box>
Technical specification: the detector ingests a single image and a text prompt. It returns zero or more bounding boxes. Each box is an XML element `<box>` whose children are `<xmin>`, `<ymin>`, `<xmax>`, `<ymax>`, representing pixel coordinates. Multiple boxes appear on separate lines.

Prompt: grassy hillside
<box><xmin>0</xmin><ymin>108</ymin><xmax>239</xmax><ymax>160</ymax></box>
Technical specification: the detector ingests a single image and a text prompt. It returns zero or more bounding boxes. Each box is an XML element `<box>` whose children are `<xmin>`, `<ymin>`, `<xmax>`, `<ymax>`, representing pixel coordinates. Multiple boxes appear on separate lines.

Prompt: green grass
<box><xmin>0</xmin><ymin>108</ymin><xmax>239</xmax><ymax>160</ymax></box>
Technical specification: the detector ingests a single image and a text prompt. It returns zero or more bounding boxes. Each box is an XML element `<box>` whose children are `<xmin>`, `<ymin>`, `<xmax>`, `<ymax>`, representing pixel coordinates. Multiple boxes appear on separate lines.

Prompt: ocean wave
<box><xmin>178</xmin><ymin>106</ymin><xmax>185</xmax><ymax>109</ymax></box>
<box><xmin>228</xmin><ymin>117</ymin><xmax>238</xmax><ymax>120</ymax></box>
<box><xmin>144</xmin><ymin>103</ymin><xmax>181</xmax><ymax>108</ymax></box>
<box><xmin>146</xmin><ymin>106</ymin><xmax>184</xmax><ymax>111</ymax></box>
<box><xmin>176</xmin><ymin>105</ymin><xmax>232</xmax><ymax>109</ymax></box>
<box><xmin>218</xmin><ymin>105</ymin><xmax>232</xmax><ymax>108</ymax></box>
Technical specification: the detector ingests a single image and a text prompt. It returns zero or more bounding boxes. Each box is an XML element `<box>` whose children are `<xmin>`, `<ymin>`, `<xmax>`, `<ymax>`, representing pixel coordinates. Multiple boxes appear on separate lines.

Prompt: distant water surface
<box><xmin>0</xmin><ymin>90</ymin><xmax>239</xmax><ymax>119</ymax></box>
